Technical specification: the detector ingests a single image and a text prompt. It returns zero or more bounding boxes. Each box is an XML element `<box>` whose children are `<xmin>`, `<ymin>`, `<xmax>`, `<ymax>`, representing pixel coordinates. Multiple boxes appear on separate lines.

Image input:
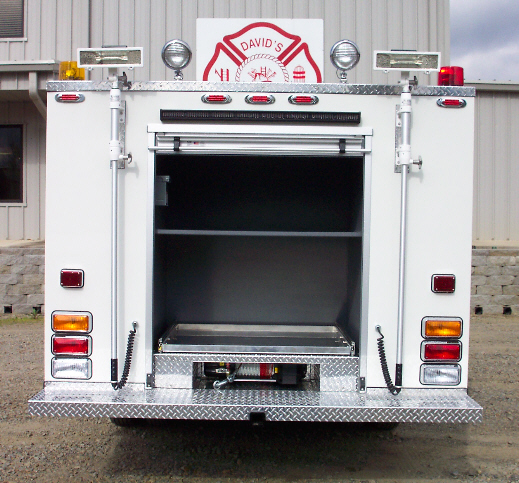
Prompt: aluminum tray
<box><xmin>158</xmin><ymin>323</ymin><xmax>354</xmax><ymax>355</ymax></box>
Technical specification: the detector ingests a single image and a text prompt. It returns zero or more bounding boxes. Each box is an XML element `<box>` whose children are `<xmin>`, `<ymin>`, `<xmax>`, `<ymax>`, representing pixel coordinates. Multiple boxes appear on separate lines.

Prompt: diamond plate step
<box><xmin>29</xmin><ymin>384</ymin><xmax>482</xmax><ymax>423</ymax></box>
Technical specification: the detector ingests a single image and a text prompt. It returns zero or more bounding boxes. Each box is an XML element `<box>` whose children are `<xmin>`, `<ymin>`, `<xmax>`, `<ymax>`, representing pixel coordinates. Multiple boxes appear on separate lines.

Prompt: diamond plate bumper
<box><xmin>29</xmin><ymin>384</ymin><xmax>482</xmax><ymax>423</ymax></box>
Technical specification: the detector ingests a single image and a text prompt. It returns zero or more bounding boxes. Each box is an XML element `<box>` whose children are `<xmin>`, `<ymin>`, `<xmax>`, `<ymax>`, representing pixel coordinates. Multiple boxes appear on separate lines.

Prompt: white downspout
<box><xmin>28</xmin><ymin>72</ymin><xmax>47</xmax><ymax>120</ymax></box>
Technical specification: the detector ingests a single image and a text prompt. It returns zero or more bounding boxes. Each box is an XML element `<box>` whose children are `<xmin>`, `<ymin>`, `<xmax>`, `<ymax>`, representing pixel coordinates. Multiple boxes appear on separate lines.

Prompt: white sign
<box><xmin>196</xmin><ymin>19</ymin><xmax>323</xmax><ymax>83</ymax></box>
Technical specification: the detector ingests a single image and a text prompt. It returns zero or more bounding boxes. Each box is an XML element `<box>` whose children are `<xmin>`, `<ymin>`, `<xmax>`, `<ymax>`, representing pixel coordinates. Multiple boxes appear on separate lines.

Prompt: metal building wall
<box><xmin>0</xmin><ymin>102</ymin><xmax>46</xmax><ymax>240</ymax></box>
<box><xmin>0</xmin><ymin>0</ymin><xmax>450</xmax><ymax>83</ymax></box>
<box><xmin>0</xmin><ymin>0</ymin><xmax>450</xmax><ymax>240</ymax></box>
<box><xmin>471</xmin><ymin>84</ymin><xmax>519</xmax><ymax>246</ymax></box>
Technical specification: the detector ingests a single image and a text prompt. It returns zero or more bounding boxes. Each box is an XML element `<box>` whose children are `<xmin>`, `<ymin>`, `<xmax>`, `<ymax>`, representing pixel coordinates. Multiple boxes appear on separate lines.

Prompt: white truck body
<box><xmin>29</xmin><ymin>79</ymin><xmax>482</xmax><ymax>423</ymax></box>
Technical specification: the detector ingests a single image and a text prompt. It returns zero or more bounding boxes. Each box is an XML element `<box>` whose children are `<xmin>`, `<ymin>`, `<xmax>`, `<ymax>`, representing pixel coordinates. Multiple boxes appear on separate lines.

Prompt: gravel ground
<box><xmin>0</xmin><ymin>315</ymin><xmax>518</xmax><ymax>483</ymax></box>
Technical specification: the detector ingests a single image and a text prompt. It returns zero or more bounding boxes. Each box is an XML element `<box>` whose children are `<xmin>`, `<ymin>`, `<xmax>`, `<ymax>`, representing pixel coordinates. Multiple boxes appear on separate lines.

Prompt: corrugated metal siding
<box><xmin>0</xmin><ymin>0</ymin><xmax>450</xmax><ymax>240</ymax></box>
<box><xmin>1</xmin><ymin>0</ymin><xmax>449</xmax><ymax>84</ymax></box>
<box><xmin>0</xmin><ymin>101</ymin><xmax>45</xmax><ymax>240</ymax></box>
<box><xmin>473</xmin><ymin>88</ymin><xmax>519</xmax><ymax>245</ymax></box>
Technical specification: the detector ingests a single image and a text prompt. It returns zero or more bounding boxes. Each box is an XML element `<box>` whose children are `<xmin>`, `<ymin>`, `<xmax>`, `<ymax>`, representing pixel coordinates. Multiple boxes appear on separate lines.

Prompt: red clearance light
<box><xmin>60</xmin><ymin>269</ymin><xmax>84</xmax><ymax>288</ymax></box>
<box><xmin>52</xmin><ymin>335</ymin><xmax>91</xmax><ymax>356</ymax></box>
<box><xmin>55</xmin><ymin>93</ymin><xmax>85</xmax><ymax>103</ymax></box>
<box><xmin>245</xmin><ymin>94</ymin><xmax>275</xmax><ymax>104</ymax></box>
<box><xmin>288</xmin><ymin>95</ymin><xmax>319</xmax><ymax>105</ymax></box>
<box><xmin>438</xmin><ymin>66</ymin><xmax>464</xmax><ymax>86</ymax></box>
<box><xmin>201</xmin><ymin>94</ymin><xmax>232</xmax><ymax>104</ymax></box>
<box><xmin>422</xmin><ymin>342</ymin><xmax>461</xmax><ymax>361</ymax></box>
<box><xmin>432</xmin><ymin>274</ymin><xmax>455</xmax><ymax>293</ymax></box>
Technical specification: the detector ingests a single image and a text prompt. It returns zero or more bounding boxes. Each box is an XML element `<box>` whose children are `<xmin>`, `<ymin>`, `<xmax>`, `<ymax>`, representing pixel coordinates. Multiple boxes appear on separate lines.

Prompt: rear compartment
<box><xmin>152</xmin><ymin>145</ymin><xmax>364</xmax><ymax>391</ymax></box>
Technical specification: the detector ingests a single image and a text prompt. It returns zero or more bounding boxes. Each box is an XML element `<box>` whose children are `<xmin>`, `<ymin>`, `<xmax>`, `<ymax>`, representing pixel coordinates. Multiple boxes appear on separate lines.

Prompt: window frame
<box><xmin>0</xmin><ymin>0</ymin><xmax>27</xmax><ymax>41</ymax></box>
<box><xmin>0</xmin><ymin>124</ymin><xmax>26</xmax><ymax>206</ymax></box>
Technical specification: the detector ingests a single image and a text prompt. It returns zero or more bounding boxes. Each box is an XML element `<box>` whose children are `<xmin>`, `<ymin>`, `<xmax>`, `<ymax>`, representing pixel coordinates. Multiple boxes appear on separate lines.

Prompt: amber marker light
<box><xmin>422</xmin><ymin>317</ymin><xmax>462</xmax><ymax>338</ymax></box>
<box><xmin>52</xmin><ymin>311</ymin><xmax>92</xmax><ymax>333</ymax></box>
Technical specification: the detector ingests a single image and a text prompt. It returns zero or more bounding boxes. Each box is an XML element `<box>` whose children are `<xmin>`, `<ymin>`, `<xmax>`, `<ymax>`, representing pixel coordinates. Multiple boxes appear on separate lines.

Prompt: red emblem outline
<box><xmin>203</xmin><ymin>21</ymin><xmax>322</xmax><ymax>83</ymax></box>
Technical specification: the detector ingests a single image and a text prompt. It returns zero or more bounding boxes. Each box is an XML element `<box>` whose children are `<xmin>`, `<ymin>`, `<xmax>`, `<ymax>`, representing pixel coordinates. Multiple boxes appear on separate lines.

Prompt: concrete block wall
<box><xmin>0</xmin><ymin>244</ymin><xmax>517</xmax><ymax>317</ymax></box>
<box><xmin>471</xmin><ymin>249</ymin><xmax>519</xmax><ymax>315</ymax></box>
<box><xmin>0</xmin><ymin>245</ymin><xmax>45</xmax><ymax>315</ymax></box>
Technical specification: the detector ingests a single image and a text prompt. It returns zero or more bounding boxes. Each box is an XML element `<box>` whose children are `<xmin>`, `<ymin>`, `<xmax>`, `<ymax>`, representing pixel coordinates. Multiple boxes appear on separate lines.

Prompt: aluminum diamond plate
<box><xmin>47</xmin><ymin>81</ymin><xmax>476</xmax><ymax>97</ymax></box>
<box><xmin>153</xmin><ymin>353</ymin><xmax>358</xmax><ymax>391</ymax></box>
<box><xmin>29</xmin><ymin>384</ymin><xmax>482</xmax><ymax>423</ymax></box>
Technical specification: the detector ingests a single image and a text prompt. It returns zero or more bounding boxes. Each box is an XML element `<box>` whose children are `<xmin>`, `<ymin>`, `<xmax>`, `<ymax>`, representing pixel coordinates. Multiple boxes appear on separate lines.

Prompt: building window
<box><xmin>0</xmin><ymin>0</ymin><xmax>24</xmax><ymax>38</ymax></box>
<box><xmin>0</xmin><ymin>126</ymin><xmax>23</xmax><ymax>203</ymax></box>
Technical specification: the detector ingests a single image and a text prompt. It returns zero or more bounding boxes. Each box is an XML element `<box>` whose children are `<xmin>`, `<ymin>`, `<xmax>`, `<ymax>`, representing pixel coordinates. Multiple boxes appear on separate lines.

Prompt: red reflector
<box><xmin>288</xmin><ymin>95</ymin><xmax>319</xmax><ymax>105</ymax></box>
<box><xmin>52</xmin><ymin>336</ymin><xmax>90</xmax><ymax>356</ymax></box>
<box><xmin>245</xmin><ymin>94</ymin><xmax>275</xmax><ymax>104</ymax></box>
<box><xmin>432</xmin><ymin>274</ymin><xmax>455</xmax><ymax>293</ymax></box>
<box><xmin>438</xmin><ymin>66</ymin><xmax>464</xmax><ymax>86</ymax></box>
<box><xmin>422</xmin><ymin>342</ymin><xmax>461</xmax><ymax>361</ymax></box>
<box><xmin>60</xmin><ymin>269</ymin><xmax>84</xmax><ymax>288</ymax></box>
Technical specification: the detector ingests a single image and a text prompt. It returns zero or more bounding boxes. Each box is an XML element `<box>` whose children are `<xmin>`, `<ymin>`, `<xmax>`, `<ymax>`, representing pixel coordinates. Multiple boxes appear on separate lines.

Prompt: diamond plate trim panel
<box><xmin>153</xmin><ymin>353</ymin><xmax>359</xmax><ymax>391</ymax></box>
<box><xmin>47</xmin><ymin>81</ymin><xmax>476</xmax><ymax>97</ymax></box>
<box><xmin>29</xmin><ymin>385</ymin><xmax>482</xmax><ymax>423</ymax></box>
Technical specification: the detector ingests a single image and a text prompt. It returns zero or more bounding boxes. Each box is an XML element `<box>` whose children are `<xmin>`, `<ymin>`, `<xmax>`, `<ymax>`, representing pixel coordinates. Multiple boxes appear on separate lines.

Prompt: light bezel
<box><xmin>330</xmin><ymin>40</ymin><xmax>361</xmax><ymax>72</ymax></box>
<box><xmin>51</xmin><ymin>357</ymin><xmax>92</xmax><ymax>380</ymax></box>
<box><xmin>161</xmin><ymin>39</ymin><xmax>192</xmax><ymax>71</ymax></box>
<box><xmin>421</xmin><ymin>341</ymin><xmax>462</xmax><ymax>362</ymax></box>
<box><xmin>77</xmin><ymin>47</ymin><xmax>143</xmax><ymax>68</ymax></box>
<box><xmin>373</xmin><ymin>50</ymin><xmax>441</xmax><ymax>72</ymax></box>
<box><xmin>51</xmin><ymin>335</ymin><xmax>92</xmax><ymax>356</ymax></box>
<box><xmin>51</xmin><ymin>311</ymin><xmax>93</xmax><ymax>333</ymax></box>
<box><xmin>422</xmin><ymin>316</ymin><xmax>463</xmax><ymax>339</ymax></box>
<box><xmin>420</xmin><ymin>364</ymin><xmax>461</xmax><ymax>386</ymax></box>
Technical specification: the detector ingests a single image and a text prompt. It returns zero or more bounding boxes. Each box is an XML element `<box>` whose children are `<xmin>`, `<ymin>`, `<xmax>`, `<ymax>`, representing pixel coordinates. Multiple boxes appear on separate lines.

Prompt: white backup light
<box><xmin>420</xmin><ymin>364</ymin><xmax>460</xmax><ymax>386</ymax></box>
<box><xmin>162</xmin><ymin>39</ymin><xmax>192</xmax><ymax>72</ymax></box>
<box><xmin>51</xmin><ymin>358</ymin><xmax>92</xmax><ymax>380</ymax></box>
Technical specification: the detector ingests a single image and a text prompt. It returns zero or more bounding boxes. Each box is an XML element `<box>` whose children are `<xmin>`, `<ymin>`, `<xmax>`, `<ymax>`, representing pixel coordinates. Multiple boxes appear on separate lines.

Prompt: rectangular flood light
<box><xmin>78</xmin><ymin>47</ymin><xmax>143</xmax><ymax>68</ymax></box>
<box><xmin>374</xmin><ymin>51</ymin><xmax>441</xmax><ymax>72</ymax></box>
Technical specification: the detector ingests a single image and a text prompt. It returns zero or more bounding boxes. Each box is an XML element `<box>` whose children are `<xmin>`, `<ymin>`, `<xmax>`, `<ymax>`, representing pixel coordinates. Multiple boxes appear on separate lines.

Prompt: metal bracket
<box><xmin>146</xmin><ymin>373</ymin><xmax>155</xmax><ymax>388</ymax></box>
<box><xmin>395</xmin><ymin>105</ymin><xmax>423</xmax><ymax>172</ymax></box>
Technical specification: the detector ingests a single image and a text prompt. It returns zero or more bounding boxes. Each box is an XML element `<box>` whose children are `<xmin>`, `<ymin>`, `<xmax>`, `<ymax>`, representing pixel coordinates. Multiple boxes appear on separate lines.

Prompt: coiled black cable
<box><xmin>375</xmin><ymin>325</ymin><xmax>401</xmax><ymax>395</ymax></box>
<box><xmin>113</xmin><ymin>322</ymin><xmax>137</xmax><ymax>390</ymax></box>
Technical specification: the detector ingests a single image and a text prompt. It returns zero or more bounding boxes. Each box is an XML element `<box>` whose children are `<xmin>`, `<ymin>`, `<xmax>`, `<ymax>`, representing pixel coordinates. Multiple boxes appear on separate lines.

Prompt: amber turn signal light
<box><xmin>52</xmin><ymin>311</ymin><xmax>92</xmax><ymax>333</ymax></box>
<box><xmin>422</xmin><ymin>317</ymin><xmax>462</xmax><ymax>338</ymax></box>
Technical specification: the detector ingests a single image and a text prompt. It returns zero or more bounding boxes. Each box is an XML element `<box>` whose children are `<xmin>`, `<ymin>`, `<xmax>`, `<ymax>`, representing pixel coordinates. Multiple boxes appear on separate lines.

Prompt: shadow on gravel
<box><xmin>106</xmin><ymin>419</ymin><xmax>471</xmax><ymax>481</ymax></box>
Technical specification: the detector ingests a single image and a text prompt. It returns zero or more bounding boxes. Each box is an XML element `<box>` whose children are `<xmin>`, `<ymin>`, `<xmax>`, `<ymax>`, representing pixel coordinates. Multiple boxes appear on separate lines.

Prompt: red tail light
<box><xmin>52</xmin><ymin>336</ymin><xmax>91</xmax><ymax>356</ymax></box>
<box><xmin>438</xmin><ymin>66</ymin><xmax>464</xmax><ymax>86</ymax></box>
<box><xmin>422</xmin><ymin>342</ymin><xmax>461</xmax><ymax>361</ymax></box>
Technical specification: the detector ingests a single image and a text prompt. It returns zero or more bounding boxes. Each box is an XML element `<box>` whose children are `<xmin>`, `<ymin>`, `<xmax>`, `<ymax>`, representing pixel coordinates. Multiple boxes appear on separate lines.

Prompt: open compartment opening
<box><xmin>153</xmin><ymin>152</ymin><xmax>364</xmax><ymax>355</ymax></box>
